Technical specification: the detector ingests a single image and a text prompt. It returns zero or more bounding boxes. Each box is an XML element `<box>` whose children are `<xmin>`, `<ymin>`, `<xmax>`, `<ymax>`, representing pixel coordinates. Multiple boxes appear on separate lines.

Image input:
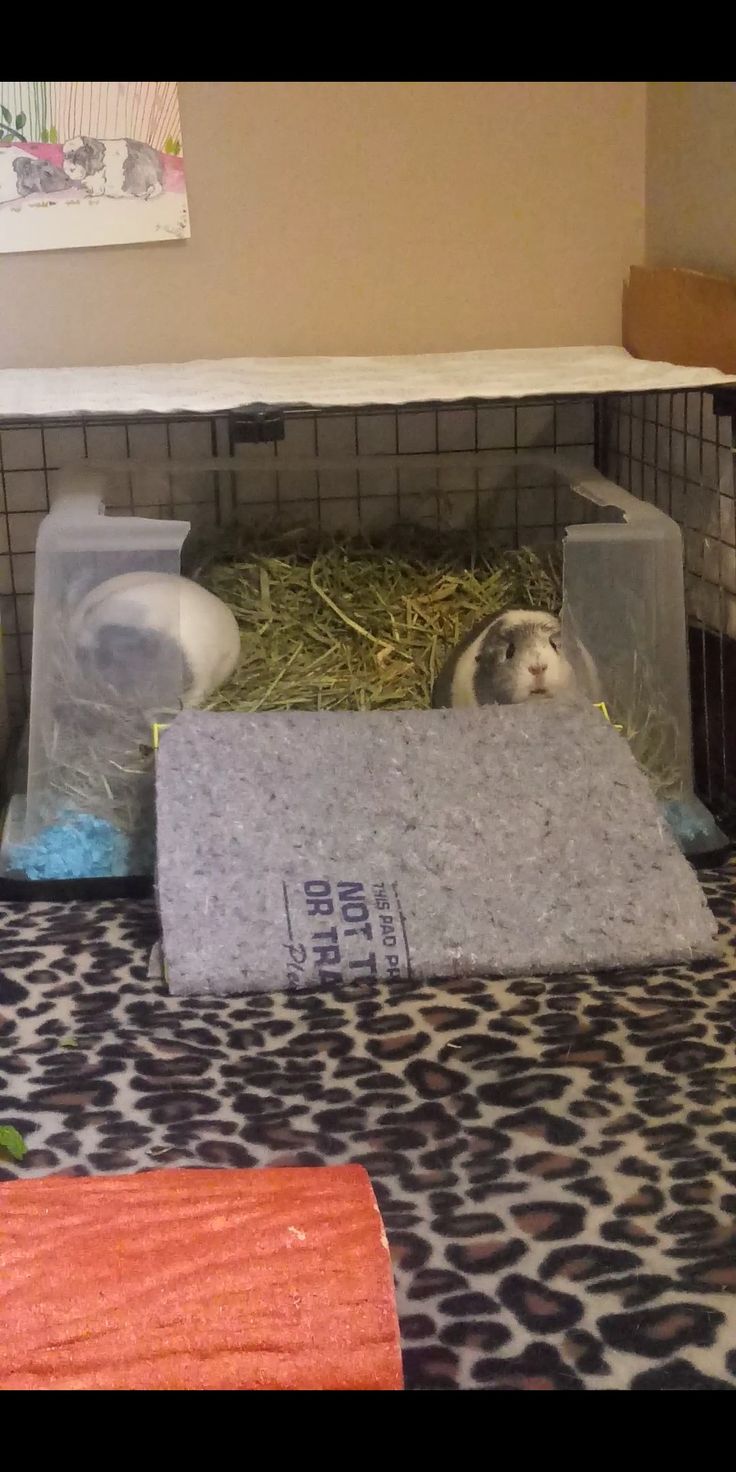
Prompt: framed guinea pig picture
<box><xmin>0</xmin><ymin>81</ymin><xmax>190</xmax><ymax>254</ymax></box>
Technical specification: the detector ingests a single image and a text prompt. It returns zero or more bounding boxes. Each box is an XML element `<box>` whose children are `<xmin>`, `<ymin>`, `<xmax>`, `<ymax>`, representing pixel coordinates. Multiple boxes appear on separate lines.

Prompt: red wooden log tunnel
<box><xmin>0</xmin><ymin>1163</ymin><xmax>404</xmax><ymax>1390</ymax></box>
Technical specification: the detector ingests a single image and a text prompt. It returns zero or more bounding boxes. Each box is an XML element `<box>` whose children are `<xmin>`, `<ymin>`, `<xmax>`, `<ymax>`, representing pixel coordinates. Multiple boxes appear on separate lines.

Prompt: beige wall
<box><xmin>0</xmin><ymin>81</ymin><xmax>646</xmax><ymax>369</ymax></box>
<box><xmin>647</xmin><ymin>81</ymin><xmax>736</xmax><ymax>276</ymax></box>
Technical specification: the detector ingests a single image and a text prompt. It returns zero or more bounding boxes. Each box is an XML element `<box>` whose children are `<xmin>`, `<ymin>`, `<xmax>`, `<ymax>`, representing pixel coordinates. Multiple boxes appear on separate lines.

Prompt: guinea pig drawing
<box><xmin>12</xmin><ymin>155</ymin><xmax>71</xmax><ymax>197</ymax></box>
<box><xmin>62</xmin><ymin>136</ymin><xmax>164</xmax><ymax>200</ymax></box>
<box><xmin>432</xmin><ymin>608</ymin><xmax>576</xmax><ymax>708</ymax></box>
<box><xmin>68</xmin><ymin>572</ymin><xmax>241</xmax><ymax>708</ymax></box>
<box><xmin>0</xmin><ymin>148</ymin><xmax>67</xmax><ymax>205</ymax></box>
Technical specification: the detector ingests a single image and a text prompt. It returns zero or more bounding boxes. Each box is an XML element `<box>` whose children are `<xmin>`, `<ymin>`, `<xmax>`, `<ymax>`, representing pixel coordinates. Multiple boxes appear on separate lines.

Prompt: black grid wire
<box><xmin>1</xmin><ymin>390</ymin><xmax>734</xmax><ymax>825</ymax></box>
<box><xmin>226</xmin><ymin>398</ymin><xmax>598</xmax><ymax>543</ymax></box>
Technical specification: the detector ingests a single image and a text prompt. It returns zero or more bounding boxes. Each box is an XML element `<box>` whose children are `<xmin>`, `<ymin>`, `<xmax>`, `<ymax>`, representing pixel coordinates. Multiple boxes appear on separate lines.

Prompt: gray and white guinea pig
<box><xmin>432</xmin><ymin>608</ymin><xmax>575</xmax><ymax>708</ymax></box>
<box><xmin>62</xmin><ymin>136</ymin><xmax>164</xmax><ymax>200</ymax></box>
<box><xmin>67</xmin><ymin>572</ymin><xmax>241</xmax><ymax>708</ymax></box>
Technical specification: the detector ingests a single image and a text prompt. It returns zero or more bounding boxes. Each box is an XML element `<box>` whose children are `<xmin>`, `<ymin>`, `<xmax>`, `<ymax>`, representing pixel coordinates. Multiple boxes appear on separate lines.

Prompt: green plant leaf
<box><xmin>40</xmin><ymin>127</ymin><xmax>49</xmax><ymax>143</ymax></box>
<box><xmin>15</xmin><ymin>112</ymin><xmax>26</xmax><ymax>131</ymax></box>
<box><xmin>0</xmin><ymin>1126</ymin><xmax>27</xmax><ymax>1161</ymax></box>
<box><xmin>48</xmin><ymin>124</ymin><xmax>58</xmax><ymax>144</ymax></box>
<box><xmin>1</xmin><ymin>106</ymin><xmax>12</xmax><ymax>125</ymax></box>
<box><xmin>60</xmin><ymin>1035</ymin><xmax>78</xmax><ymax>1049</ymax></box>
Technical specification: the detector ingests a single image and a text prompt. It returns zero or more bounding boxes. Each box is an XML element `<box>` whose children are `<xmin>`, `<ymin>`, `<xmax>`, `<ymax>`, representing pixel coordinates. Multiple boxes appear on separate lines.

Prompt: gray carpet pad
<box><xmin>155</xmin><ymin>706</ymin><xmax>719</xmax><ymax>996</ymax></box>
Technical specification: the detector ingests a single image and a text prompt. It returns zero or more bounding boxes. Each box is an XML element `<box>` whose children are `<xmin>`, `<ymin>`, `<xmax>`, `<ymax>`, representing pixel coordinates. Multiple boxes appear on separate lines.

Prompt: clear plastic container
<box><xmin>222</xmin><ymin>446</ymin><xmax>723</xmax><ymax>856</ymax></box>
<box><xmin>550</xmin><ymin>458</ymin><xmax>722</xmax><ymax>855</ymax></box>
<box><xmin>2</xmin><ymin>468</ymin><xmax>189</xmax><ymax>881</ymax></box>
<box><xmin>0</xmin><ymin>609</ymin><xmax>8</xmax><ymax>783</ymax></box>
<box><xmin>557</xmin><ymin>459</ymin><xmax>690</xmax><ymax>779</ymax></box>
<box><xmin>1</xmin><ymin>448</ymin><xmax>721</xmax><ymax>878</ymax></box>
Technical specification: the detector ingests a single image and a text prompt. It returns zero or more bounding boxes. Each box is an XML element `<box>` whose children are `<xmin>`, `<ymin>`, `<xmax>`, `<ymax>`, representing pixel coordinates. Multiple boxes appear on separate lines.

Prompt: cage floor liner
<box><xmin>155</xmin><ymin>707</ymin><xmax>719</xmax><ymax>996</ymax></box>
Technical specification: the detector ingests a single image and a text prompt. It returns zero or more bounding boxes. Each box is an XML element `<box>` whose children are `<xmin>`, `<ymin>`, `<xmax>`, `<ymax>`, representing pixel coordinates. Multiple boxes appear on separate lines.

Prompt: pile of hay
<box><xmin>197</xmin><ymin>529</ymin><xmax>563</xmax><ymax>714</ymax></box>
<box><xmin>197</xmin><ymin>526</ymin><xmax>682</xmax><ymax>797</ymax></box>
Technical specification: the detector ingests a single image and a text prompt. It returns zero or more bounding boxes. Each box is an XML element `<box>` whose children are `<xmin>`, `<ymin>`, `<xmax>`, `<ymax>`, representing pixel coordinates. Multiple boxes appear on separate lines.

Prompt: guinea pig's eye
<box><xmin>505</xmin><ymin>641</ymin><xmax>515</xmax><ymax>660</ymax></box>
<box><xmin>549</xmin><ymin>637</ymin><xmax>559</xmax><ymax>653</ymax></box>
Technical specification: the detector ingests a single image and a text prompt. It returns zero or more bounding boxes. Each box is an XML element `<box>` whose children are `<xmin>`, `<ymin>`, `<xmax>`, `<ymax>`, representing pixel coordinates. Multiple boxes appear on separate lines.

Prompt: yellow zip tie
<box><xmin>594</xmin><ymin>701</ymin><xmax>624</xmax><ymax>732</ymax></box>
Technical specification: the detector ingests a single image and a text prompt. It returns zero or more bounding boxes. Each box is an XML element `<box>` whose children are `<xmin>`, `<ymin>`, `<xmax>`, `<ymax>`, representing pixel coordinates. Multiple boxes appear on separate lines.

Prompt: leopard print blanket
<box><xmin>1</xmin><ymin>862</ymin><xmax>735</xmax><ymax>1391</ymax></box>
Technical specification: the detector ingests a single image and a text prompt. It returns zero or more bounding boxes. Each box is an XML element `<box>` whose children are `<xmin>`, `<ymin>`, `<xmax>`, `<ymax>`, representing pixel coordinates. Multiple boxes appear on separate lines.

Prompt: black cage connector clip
<box><xmin>229</xmin><ymin>408</ymin><xmax>286</xmax><ymax>445</ymax></box>
<box><xmin>712</xmin><ymin>387</ymin><xmax>736</xmax><ymax>421</ymax></box>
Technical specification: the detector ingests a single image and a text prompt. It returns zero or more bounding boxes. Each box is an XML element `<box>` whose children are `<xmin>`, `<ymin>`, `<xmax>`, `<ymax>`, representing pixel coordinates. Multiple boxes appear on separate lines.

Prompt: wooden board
<box><xmin>0</xmin><ymin>1164</ymin><xmax>404</xmax><ymax>1391</ymax></box>
<box><xmin>623</xmin><ymin>265</ymin><xmax>736</xmax><ymax>375</ymax></box>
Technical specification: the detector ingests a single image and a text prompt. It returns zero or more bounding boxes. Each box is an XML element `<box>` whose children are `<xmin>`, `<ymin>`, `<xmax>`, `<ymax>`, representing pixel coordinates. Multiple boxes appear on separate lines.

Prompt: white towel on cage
<box><xmin>0</xmin><ymin>346</ymin><xmax>733</xmax><ymax>419</ymax></box>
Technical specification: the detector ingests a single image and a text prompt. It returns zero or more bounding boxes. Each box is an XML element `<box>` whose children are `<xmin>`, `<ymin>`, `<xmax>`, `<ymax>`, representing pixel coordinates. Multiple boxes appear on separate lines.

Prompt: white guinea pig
<box><xmin>432</xmin><ymin>608</ymin><xmax>576</xmax><ymax>708</ymax></box>
<box><xmin>68</xmin><ymin>572</ymin><xmax>241</xmax><ymax>707</ymax></box>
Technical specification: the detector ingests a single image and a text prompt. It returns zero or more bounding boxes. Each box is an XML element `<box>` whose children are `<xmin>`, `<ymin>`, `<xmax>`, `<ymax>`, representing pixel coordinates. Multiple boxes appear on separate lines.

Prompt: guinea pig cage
<box><xmin>0</xmin><ymin>347</ymin><xmax>733</xmax><ymax>894</ymax></box>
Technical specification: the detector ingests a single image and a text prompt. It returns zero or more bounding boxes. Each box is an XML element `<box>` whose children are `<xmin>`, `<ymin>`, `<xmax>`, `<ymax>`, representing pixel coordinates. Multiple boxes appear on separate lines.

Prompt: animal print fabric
<box><xmin>1</xmin><ymin>863</ymin><xmax>736</xmax><ymax>1391</ymax></box>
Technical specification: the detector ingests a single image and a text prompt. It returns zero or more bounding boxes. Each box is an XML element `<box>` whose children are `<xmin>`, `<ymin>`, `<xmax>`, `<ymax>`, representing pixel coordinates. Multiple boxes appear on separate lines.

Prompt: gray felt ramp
<box><xmin>155</xmin><ymin>706</ymin><xmax>719</xmax><ymax>996</ymax></box>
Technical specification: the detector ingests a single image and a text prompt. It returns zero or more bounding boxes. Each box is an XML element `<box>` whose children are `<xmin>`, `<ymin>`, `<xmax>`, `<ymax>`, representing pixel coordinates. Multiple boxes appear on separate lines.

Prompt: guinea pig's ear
<box><xmin>82</xmin><ymin>136</ymin><xmax>105</xmax><ymax>172</ymax></box>
<box><xmin>11</xmin><ymin>157</ymin><xmax>32</xmax><ymax>195</ymax></box>
<box><xmin>474</xmin><ymin>614</ymin><xmax>504</xmax><ymax>661</ymax></box>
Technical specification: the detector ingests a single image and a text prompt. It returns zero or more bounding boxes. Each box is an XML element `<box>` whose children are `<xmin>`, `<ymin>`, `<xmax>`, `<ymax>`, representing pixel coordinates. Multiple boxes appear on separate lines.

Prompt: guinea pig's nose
<box><xmin>528</xmin><ymin>661</ymin><xmax>547</xmax><ymax>676</ymax></box>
